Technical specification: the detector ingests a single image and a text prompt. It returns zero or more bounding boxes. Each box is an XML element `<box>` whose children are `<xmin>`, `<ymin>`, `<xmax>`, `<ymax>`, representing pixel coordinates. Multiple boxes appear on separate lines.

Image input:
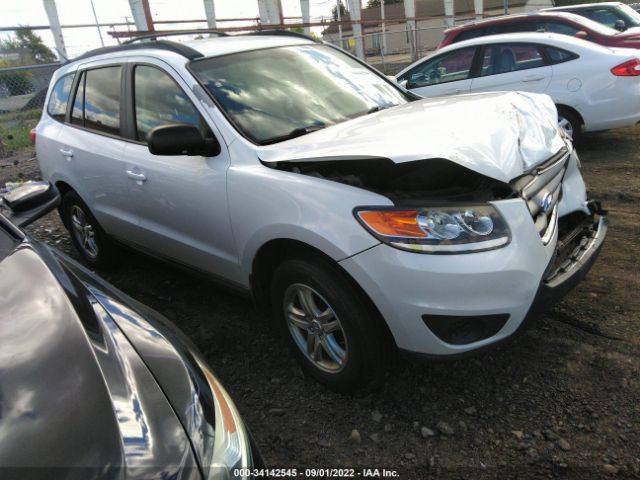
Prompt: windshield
<box><xmin>190</xmin><ymin>44</ymin><xmax>409</xmax><ymax>144</ymax></box>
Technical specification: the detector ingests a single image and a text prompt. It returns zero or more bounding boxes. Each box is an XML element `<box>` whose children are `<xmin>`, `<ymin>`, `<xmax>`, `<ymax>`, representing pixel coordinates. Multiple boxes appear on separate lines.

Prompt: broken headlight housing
<box><xmin>355</xmin><ymin>205</ymin><xmax>511</xmax><ymax>254</ymax></box>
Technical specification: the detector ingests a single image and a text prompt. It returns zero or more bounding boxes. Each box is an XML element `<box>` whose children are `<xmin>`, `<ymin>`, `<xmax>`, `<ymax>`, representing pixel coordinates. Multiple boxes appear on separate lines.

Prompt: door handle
<box><xmin>523</xmin><ymin>76</ymin><xmax>545</xmax><ymax>82</ymax></box>
<box><xmin>446</xmin><ymin>88</ymin><xmax>462</xmax><ymax>94</ymax></box>
<box><xmin>126</xmin><ymin>170</ymin><xmax>147</xmax><ymax>182</ymax></box>
<box><xmin>59</xmin><ymin>148</ymin><xmax>74</xmax><ymax>158</ymax></box>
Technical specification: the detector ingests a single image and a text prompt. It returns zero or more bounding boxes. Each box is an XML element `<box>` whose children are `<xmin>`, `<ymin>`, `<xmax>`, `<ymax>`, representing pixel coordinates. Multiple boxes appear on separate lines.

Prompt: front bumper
<box><xmin>339</xmin><ymin>200</ymin><xmax>607</xmax><ymax>357</ymax></box>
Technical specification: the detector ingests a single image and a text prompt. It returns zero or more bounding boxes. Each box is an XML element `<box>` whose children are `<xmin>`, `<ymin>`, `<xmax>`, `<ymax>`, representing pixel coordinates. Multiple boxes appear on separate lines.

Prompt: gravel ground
<box><xmin>2</xmin><ymin>127</ymin><xmax>639</xmax><ymax>479</ymax></box>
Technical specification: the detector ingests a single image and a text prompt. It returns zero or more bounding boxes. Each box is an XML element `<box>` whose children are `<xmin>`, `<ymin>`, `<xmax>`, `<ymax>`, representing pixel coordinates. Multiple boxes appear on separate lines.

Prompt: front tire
<box><xmin>271</xmin><ymin>257</ymin><xmax>387</xmax><ymax>392</ymax></box>
<box><xmin>61</xmin><ymin>191</ymin><xmax>119</xmax><ymax>268</ymax></box>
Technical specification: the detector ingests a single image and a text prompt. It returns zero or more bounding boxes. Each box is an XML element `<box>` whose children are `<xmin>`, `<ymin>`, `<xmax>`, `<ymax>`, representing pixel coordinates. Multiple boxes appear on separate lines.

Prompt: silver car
<box><xmin>36</xmin><ymin>32</ymin><xmax>607</xmax><ymax>392</ymax></box>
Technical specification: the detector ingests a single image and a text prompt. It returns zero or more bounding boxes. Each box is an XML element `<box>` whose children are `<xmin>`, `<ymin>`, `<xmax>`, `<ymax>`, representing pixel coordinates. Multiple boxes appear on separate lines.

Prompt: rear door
<box><xmin>56</xmin><ymin>63</ymin><xmax>139</xmax><ymax>237</ymax></box>
<box><xmin>400</xmin><ymin>46</ymin><xmax>479</xmax><ymax>97</ymax></box>
<box><xmin>470</xmin><ymin>42</ymin><xmax>552</xmax><ymax>94</ymax></box>
<box><xmin>119</xmin><ymin>59</ymin><xmax>239</xmax><ymax>282</ymax></box>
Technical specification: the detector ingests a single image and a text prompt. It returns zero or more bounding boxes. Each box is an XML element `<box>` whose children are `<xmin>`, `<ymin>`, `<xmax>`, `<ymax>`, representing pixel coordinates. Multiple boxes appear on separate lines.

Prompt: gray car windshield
<box><xmin>190</xmin><ymin>44</ymin><xmax>409</xmax><ymax>144</ymax></box>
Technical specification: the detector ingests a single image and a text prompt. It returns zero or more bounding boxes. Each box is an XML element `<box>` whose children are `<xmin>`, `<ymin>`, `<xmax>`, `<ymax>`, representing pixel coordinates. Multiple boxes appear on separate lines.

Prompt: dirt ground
<box><xmin>2</xmin><ymin>127</ymin><xmax>639</xmax><ymax>479</ymax></box>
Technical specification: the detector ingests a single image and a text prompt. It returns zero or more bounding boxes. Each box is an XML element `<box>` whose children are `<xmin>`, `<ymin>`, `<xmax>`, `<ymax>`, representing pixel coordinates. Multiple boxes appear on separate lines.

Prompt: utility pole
<box><xmin>128</xmin><ymin>0</ymin><xmax>154</xmax><ymax>32</ymax></box>
<box><xmin>89</xmin><ymin>0</ymin><xmax>104</xmax><ymax>47</ymax></box>
<box><xmin>474</xmin><ymin>0</ymin><xmax>483</xmax><ymax>19</ymax></box>
<box><xmin>504</xmin><ymin>0</ymin><xmax>509</xmax><ymax>15</ymax></box>
<box><xmin>347</xmin><ymin>0</ymin><xmax>364</xmax><ymax>60</ymax></box>
<box><xmin>300</xmin><ymin>0</ymin><xmax>311</xmax><ymax>35</ymax></box>
<box><xmin>42</xmin><ymin>0</ymin><xmax>67</xmax><ymax>59</ymax></box>
<box><xmin>403</xmin><ymin>0</ymin><xmax>417</xmax><ymax>61</ymax></box>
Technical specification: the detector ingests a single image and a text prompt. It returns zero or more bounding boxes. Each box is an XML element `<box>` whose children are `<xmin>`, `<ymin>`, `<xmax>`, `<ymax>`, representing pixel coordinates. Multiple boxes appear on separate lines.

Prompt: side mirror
<box><xmin>398</xmin><ymin>79</ymin><xmax>409</xmax><ymax>89</ymax></box>
<box><xmin>147</xmin><ymin>124</ymin><xmax>221</xmax><ymax>157</ymax></box>
<box><xmin>614</xmin><ymin>19</ymin><xmax>627</xmax><ymax>31</ymax></box>
<box><xmin>574</xmin><ymin>30</ymin><xmax>589</xmax><ymax>39</ymax></box>
<box><xmin>0</xmin><ymin>181</ymin><xmax>60</xmax><ymax>228</ymax></box>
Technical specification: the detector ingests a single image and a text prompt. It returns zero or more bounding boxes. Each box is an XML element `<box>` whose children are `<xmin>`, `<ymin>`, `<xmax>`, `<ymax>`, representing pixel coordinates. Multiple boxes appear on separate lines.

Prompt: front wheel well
<box><xmin>250</xmin><ymin>239</ymin><xmax>397</xmax><ymax>350</ymax></box>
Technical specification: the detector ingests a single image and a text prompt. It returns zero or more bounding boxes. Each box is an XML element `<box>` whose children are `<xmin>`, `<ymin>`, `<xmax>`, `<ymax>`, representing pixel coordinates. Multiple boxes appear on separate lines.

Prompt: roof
<box><xmin>542</xmin><ymin>2</ymin><xmax>624</xmax><ymax>10</ymax></box>
<box><xmin>438</xmin><ymin>31</ymin><xmax>612</xmax><ymax>52</ymax></box>
<box><xmin>444</xmin><ymin>10</ymin><xmax>595</xmax><ymax>31</ymax></box>
<box><xmin>68</xmin><ymin>31</ymin><xmax>316</xmax><ymax>65</ymax></box>
<box><xmin>324</xmin><ymin>0</ymin><xmax>528</xmax><ymax>34</ymax></box>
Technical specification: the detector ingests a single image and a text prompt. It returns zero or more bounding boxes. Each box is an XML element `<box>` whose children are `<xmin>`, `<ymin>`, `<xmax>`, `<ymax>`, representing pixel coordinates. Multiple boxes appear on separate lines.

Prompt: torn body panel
<box><xmin>258</xmin><ymin>91</ymin><xmax>568</xmax><ymax>184</ymax></box>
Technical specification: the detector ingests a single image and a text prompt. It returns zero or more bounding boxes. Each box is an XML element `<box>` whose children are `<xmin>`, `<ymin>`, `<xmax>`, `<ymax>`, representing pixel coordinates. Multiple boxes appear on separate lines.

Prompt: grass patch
<box><xmin>0</xmin><ymin>108</ymin><xmax>41</xmax><ymax>153</ymax></box>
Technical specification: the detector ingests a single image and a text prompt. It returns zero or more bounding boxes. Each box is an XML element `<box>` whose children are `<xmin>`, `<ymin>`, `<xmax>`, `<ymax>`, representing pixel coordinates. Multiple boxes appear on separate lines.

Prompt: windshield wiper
<box><xmin>261</xmin><ymin>124</ymin><xmax>326</xmax><ymax>144</ymax></box>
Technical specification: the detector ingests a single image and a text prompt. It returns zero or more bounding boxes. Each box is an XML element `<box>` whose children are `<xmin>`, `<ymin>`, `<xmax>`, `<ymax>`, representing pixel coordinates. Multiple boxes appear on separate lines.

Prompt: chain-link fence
<box><xmin>323</xmin><ymin>25</ymin><xmax>447</xmax><ymax>75</ymax></box>
<box><xmin>0</xmin><ymin>63</ymin><xmax>58</xmax><ymax>158</ymax></box>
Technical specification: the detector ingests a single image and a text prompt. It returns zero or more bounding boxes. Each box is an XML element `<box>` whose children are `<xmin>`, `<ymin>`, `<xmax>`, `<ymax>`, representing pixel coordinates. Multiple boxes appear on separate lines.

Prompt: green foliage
<box><xmin>366</xmin><ymin>0</ymin><xmax>403</xmax><ymax>8</ymax></box>
<box><xmin>0</xmin><ymin>27</ymin><xmax>57</xmax><ymax>65</ymax></box>
<box><xmin>0</xmin><ymin>109</ymin><xmax>40</xmax><ymax>152</ymax></box>
<box><xmin>332</xmin><ymin>1</ymin><xmax>347</xmax><ymax>21</ymax></box>
<box><xmin>0</xmin><ymin>71</ymin><xmax>33</xmax><ymax>95</ymax></box>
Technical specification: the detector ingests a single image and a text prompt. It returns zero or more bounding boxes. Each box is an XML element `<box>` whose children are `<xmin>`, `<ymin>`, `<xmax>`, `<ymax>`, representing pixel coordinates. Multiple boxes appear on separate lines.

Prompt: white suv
<box><xmin>36</xmin><ymin>32</ymin><xmax>607</xmax><ymax>391</ymax></box>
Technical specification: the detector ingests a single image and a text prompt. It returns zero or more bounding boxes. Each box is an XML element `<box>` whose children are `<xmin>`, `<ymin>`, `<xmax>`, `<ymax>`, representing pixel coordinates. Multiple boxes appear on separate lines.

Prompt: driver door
<box><xmin>120</xmin><ymin>60</ymin><xmax>240</xmax><ymax>283</ymax></box>
<box><xmin>400</xmin><ymin>46</ymin><xmax>479</xmax><ymax>98</ymax></box>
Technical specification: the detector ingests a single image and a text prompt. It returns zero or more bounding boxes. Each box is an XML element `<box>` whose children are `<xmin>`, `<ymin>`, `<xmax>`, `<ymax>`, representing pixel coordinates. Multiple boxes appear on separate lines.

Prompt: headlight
<box><xmin>355</xmin><ymin>205</ymin><xmax>511</xmax><ymax>254</ymax></box>
<box><xmin>196</xmin><ymin>357</ymin><xmax>252</xmax><ymax>480</ymax></box>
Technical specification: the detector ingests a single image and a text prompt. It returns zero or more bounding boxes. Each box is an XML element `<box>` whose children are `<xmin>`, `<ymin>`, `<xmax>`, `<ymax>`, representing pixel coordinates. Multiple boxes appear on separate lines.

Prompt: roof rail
<box><xmin>243</xmin><ymin>29</ymin><xmax>318</xmax><ymax>42</ymax></box>
<box><xmin>123</xmin><ymin>29</ymin><xmax>228</xmax><ymax>44</ymax></box>
<box><xmin>68</xmin><ymin>40</ymin><xmax>203</xmax><ymax>63</ymax></box>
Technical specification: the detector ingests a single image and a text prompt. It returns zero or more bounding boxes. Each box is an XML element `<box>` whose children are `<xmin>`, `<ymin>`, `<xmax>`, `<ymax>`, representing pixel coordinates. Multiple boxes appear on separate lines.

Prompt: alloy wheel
<box><xmin>558</xmin><ymin>115</ymin><xmax>574</xmax><ymax>139</ymax></box>
<box><xmin>283</xmin><ymin>283</ymin><xmax>348</xmax><ymax>373</ymax></box>
<box><xmin>70</xmin><ymin>205</ymin><xmax>99</xmax><ymax>259</ymax></box>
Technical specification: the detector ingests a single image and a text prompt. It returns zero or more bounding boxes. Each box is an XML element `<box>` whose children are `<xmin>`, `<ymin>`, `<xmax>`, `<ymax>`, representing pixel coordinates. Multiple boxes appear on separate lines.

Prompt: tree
<box><xmin>332</xmin><ymin>1</ymin><xmax>347</xmax><ymax>21</ymax></box>
<box><xmin>366</xmin><ymin>0</ymin><xmax>402</xmax><ymax>8</ymax></box>
<box><xmin>13</xmin><ymin>28</ymin><xmax>57</xmax><ymax>64</ymax></box>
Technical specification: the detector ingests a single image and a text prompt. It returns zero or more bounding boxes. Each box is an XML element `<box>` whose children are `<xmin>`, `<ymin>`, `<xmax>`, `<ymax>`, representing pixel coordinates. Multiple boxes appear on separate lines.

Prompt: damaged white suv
<box><xmin>36</xmin><ymin>32</ymin><xmax>607</xmax><ymax>391</ymax></box>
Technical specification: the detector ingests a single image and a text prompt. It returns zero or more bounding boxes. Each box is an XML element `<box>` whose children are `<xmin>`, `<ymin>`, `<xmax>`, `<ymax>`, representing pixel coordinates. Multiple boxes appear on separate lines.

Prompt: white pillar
<box><xmin>474</xmin><ymin>0</ymin><xmax>483</xmax><ymax>20</ymax></box>
<box><xmin>128</xmin><ymin>0</ymin><xmax>150</xmax><ymax>31</ymax></box>
<box><xmin>403</xmin><ymin>0</ymin><xmax>417</xmax><ymax>61</ymax></box>
<box><xmin>300</xmin><ymin>0</ymin><xmax>310</xmax><ymax>35</ymax></box>
<box><xmin>258</xmin><ymin>0</ymin><xmax>282</xmax><ymax>26</ymax></box>
<box><xmin>443</xmin><ymin>0</ymin><xmax>455</xmax><ymax>27</ymax></box>
<box><xmin>347</xmin><ymin>0</ymin><xmax>364</xmax><ymax>60</ymax></box>
<box><xmin>380</xmin><ymin>0</ymin><xmax>387</xmax><ymax>55</ymax></box>
<box><xmin>336</xmin><ymin>0</ymin><xmax>343</xmax><ymax>48</ymax></box>
<box><xmin>203</xmin><ymin>0</ymin><xmax>217</xmax><ymax>28</ymax></box>
<box><xmin>42</xmin><ymin>0</ymin><xmax>67</xmax><ymax>59</ymax></box>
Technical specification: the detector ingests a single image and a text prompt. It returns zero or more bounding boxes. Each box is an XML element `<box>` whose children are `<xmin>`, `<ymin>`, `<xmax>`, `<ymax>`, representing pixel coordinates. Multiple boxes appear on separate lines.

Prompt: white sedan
<box><xmin>396</xmin><ymin>32</ymin><xmax>640</xmax><ymax>140</ymax></box>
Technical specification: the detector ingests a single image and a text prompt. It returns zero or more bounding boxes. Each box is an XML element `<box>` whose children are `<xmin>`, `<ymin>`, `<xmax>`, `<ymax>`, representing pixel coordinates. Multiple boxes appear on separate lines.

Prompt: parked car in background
<box><xmin>0</xmin><ymin>183</ymin><xmax>262</xmax><ymax>478</ymax></box>
<box><xmin>439</xmin><ymin>11</ymin><xmax>640</xmax><ymax>49</ymax></box>
<box><xmin>36</xmin><ymin>33</ymin><xmax>607</xmax><ymax>392</ymax></box>
<box><xmin>397</xmin><ymin>32</ymin><xmax>640</xmax><ymax>141</ymax></box>
<box><xmin>542</xmin><ymin>2</ymin><xmax>640</xmax><ymax>31</ymax></box>
<box><xmin>631</xmin><ymin>3</ymin><xmax>640</xmax><ymax>13</ymax></box>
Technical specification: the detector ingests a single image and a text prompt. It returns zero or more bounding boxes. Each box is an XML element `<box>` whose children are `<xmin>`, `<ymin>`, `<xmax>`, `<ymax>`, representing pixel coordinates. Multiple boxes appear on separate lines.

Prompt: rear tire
<box><xmin>61</xmin><ymin>191</ymin><xmax>119</xmax><ymax>269</ymax></box>
<box><xmin>271</xmin><ymin>257</ymin><xmax>387</xmax><ymax>392</ymax></box>
<box><xmin>557</xmin><ymin>107</ymin><xmax>582</xmax><ymax>144</ymax></box>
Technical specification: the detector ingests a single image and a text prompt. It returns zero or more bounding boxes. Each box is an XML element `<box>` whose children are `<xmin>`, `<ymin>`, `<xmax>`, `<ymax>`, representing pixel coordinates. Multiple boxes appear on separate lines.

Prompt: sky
<box><xmin>0</xmin><ymin>0</ymin><xmax>340</xmax><ymax>58</ymax></box>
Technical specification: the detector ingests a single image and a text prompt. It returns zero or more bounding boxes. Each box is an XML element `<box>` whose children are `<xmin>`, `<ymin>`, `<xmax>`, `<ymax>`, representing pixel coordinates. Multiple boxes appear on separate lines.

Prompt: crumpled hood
<box><xmin>258</xmin><ymin>91</ymin><xmax>567</xmax><ymax>183</ymax></box>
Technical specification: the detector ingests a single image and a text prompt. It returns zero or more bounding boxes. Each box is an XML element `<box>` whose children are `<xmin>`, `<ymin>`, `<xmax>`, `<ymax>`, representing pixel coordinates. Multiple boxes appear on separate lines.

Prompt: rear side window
<box><xmin>133</xmin><ymin>65</ymin><xmax>203</xmax><ymax>142</ymax></box>
<box><xmin>480</xmin><ymin>43</ymin><xmax>544</xmax><ymax>76</ymax></box>
<box><xmin>545</xmin><ymin>46</ymin><xmax>579</xmax><ymax>64</ymax></box>
<box><xmin>83</xmin><ymin>66</ymin><xmax>121</xmax><ymax>136</ymax></box>
<box><xmin>539</xmin><ymin>21</ymin><xmax>583</xmax><ymax>36</ymax></box>
<box><xmin>488</xmin><ymin>21</ymin><xmax>538</xmax><ymax>34</ymax></box>
<box><xmin>47</xmin><ymin>74</ymin><xmax>74</xmax><ymax>121</ymax></box>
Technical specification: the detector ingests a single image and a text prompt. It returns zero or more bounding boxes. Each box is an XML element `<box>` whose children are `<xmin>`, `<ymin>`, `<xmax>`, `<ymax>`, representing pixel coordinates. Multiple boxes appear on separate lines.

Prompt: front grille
<box><xmin>511</xmin><ymin>148</ymin><xmax>569</xmax><ymax>243</ymax></box>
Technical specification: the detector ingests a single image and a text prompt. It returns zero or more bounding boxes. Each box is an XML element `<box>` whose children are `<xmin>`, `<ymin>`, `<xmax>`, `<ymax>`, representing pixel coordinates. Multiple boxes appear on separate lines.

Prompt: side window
<box><xmin>47</xmin><ymin>73</ymin><xmax>75</xmax><ymax>121</ymax></box>
<box><xmin>545</xmin><ymin>46</ymin><xmax>579</xmax><ymax>64</ymax></box>
<box><xmin>83</xmin><ymin>66</ymin><xmax>121</xmax><ymax>136</ymax></box>
<box><xmin>133</xmin><ymin>65</ymin><xmax>204</xmax><ymax>142</ymax></box>
<box><xmin>480</xmin><ymin>43</ymin><xmax>544</xmax><ymax>76</ymax></box>
<box><xmin>405</xmin><ymin>47</ymin><xmax>476</xmax><ymax>88</ymax></box>
<box><xmin>455</xmin><ymin>28</ymin><xmax>485</xmax><ymax>42</ymax></box>
<box><xmin>540</xmin><ymin>21</ymin><xmax>582</xmax><ymax>36</ymax></box>
<box><xmin>489</xmin><ymin>21</ymin><xmax>537</xmax><ymax>34</ymax></box>
<box><xmin>71</xmin><ymin>71</ymin><xmax>85</xmax><ymax>126</ymax></box>
<box><xmin>585</xmin><ymin>8</ymin><xmax>622</xmax><ymax>28</ymax></box>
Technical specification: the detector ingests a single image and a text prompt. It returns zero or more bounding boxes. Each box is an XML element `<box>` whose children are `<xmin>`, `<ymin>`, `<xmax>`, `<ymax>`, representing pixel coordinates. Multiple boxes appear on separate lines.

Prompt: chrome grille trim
<box><xmin>511</xmin><ymin>148</ymin><xmax>570</xmax><ymax>243</ymax></box>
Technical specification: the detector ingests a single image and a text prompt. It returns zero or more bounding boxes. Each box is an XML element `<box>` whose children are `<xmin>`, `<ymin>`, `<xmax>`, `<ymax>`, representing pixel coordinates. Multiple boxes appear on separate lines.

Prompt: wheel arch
<box><xmin>250</xmin><ymin>238</ymin><xmax>397</xmax><ymax>350</ymax></box>
<box><xmin>555</xmin><ymin>104</ymin><xmax>584</xmax><ymax>126</ymax></box>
